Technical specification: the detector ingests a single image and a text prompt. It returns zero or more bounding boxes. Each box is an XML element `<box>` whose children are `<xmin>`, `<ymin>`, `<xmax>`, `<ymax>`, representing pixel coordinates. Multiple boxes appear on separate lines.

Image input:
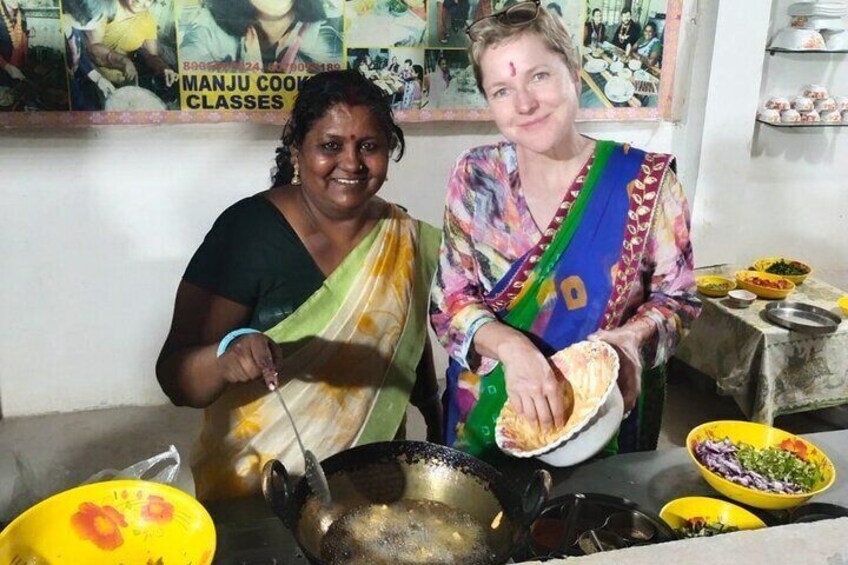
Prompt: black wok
<box><xmin>261</xmin><ymin>440</ymin><xmax>550</xmax><ymax>564</ymax></box>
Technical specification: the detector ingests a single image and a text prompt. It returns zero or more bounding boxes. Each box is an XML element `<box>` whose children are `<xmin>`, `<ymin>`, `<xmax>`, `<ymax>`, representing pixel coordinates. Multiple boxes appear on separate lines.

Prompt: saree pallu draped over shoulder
<box><xmin>445</xmin><ymin>141</ymin><xmax>676</xmax><ymax>458</ymax></box>
<box><xmin>192</xmin><ymin>205</ymin><xmax>439</xmax><ymax>501</ymax></box>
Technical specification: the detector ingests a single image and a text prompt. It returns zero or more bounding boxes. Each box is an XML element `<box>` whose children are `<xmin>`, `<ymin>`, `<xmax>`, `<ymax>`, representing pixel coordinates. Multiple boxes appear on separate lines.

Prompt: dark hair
<box><xmin>591</xmin><ymin>8</ymin><xmax>601</xmax><ymax>16</ymax></box>
<box><xmin>404</xmin><ymin>58</ymin><xmax>413</xmax><ymax>65</ymax></box>
<box><xmin>272</xmin><ymin>70</ymin><xmax>406</xmax><ymax>186</ymax></box>
<box><xmin>62</xmin><ymin>0</ymin><xmax>116</xmax><ymax>25</ymax></box>
<box><xmin>645</xmin><ymin>21</ymin><xmax>657</xmax><ymax>34</ymax></box>
<box><xmin>207</xmin><ymin>0</ymin><xmax>326</xmax><ymax>38</ymax></box>
<box><xmin>620</xmin><ymin>8</ymin><xmax>631</xmax><ymax>15</ymax></box>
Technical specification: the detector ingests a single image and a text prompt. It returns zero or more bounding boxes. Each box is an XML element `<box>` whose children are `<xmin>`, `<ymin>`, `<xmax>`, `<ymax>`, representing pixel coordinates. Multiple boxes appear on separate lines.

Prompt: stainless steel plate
<box><xmin>764</xmin><ymin>301</ymin><xmax>842</xmax><ymax>334</ymax></box>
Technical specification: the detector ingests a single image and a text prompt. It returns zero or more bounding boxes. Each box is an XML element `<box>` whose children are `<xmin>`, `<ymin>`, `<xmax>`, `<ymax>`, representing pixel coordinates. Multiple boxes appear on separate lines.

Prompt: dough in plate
<box><xmin>497</xmin><ymin>341</ymin><xmax>619</xmax><ymax>453</ymax></box>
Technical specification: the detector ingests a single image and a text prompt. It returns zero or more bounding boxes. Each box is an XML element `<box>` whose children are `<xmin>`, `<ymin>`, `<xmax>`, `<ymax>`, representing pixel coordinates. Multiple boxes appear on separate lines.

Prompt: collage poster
<box><xmin>0</xmin><ymin>0</ymin><xmax>680</xmax><ymax>126</ymax></box>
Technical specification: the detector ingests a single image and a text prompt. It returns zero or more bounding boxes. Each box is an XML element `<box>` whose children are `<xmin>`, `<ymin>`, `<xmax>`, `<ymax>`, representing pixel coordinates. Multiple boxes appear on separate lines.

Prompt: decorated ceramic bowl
<box><xmin>0</xmin><ymin>480</ymin><xmax>215</xmax><ymax>564</ymax></box>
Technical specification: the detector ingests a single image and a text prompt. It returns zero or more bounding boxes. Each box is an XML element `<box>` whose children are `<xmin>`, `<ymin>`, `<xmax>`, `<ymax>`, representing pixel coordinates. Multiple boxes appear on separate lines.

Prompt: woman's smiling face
<box><xmin>296</xmin><ymin>103</ymin><xmax>390</xmax><ymax>218</ymax></box>
<box><xmin>480</xmin><ymin>32</ymin><xmax>580</xmax><ymax>155</ymax></box>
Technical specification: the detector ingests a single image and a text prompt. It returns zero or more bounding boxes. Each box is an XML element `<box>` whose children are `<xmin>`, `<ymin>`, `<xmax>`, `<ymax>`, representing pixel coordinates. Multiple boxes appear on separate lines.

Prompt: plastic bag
<box><xmin>84</xmin><ymin>444</ymin><xmax>181</xmax><ymax>485</ymax></box>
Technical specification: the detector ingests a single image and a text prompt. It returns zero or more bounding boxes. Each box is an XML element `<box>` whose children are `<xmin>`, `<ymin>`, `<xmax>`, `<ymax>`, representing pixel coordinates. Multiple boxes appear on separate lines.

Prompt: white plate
<box><xmin>583</xmin><ymin>58</ymin><xmax>607</xmax><ymax>73</ymax></box>
<box><xmin>604</xmin><ymin>77</ymin><xmax>635</xmax><ymax>103</ymax></box>
<box><xmin>618</xmin><ymin>68</ymin><xmax>633</xmax><ymax>79</ymax></box>
<box><xmin>536</xmin><ymin>386</ymin><xmax>624</xmax><ymax>467</ymax></box>
<box><xmin>633</xmin><ymin>69</ymin><xmax>652</xmax><ymax>81</ymax></box>
<box><xmin>609</xmin><ymin>60</ymin><xmax>624</xmax><ymax>74</ymax></box>
<box><xmin>105</xmin><ymin>86</ymin><xmax>166</xmax><ymax>111</ymax></box>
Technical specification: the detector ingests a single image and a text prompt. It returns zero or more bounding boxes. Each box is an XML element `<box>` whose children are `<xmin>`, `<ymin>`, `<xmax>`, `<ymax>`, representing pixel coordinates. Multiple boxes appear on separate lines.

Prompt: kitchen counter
<box><xmin>209</xmin><ymin>429</ymin><xmax>848</xmax><ymax>564</ymax></box>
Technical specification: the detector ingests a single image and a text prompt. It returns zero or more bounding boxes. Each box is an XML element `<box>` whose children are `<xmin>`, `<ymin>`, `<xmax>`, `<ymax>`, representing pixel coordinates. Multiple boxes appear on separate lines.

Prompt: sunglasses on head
<box><xmin>465</xmin><ymin>0</ymin><xmax>542</xmax><ymax>42</ymax></box>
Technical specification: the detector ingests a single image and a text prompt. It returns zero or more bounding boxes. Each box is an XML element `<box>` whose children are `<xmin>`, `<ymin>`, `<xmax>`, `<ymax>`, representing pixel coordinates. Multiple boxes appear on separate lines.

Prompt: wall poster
<box><xmin>0</xmin><ymin>0</ymin><xmax>681</xmax><ymax>126</ymax></box>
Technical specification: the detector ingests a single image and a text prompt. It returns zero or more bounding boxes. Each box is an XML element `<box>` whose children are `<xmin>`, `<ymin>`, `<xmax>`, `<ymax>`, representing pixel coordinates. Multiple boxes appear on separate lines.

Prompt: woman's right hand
<box><xmin>217</xmin><ymin>333</ymin><xmax>284</xmax><ymax>390</ymax></box>
<box><xmin>498</xmin><ymin>337</ymin><xmax>568</xmax><ymax>431</ymax></box>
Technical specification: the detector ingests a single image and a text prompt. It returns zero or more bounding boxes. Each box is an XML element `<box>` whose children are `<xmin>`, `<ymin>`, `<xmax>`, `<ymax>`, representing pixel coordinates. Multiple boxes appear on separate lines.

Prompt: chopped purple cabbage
<box><xmin>693</xmin><ymin>438</ymin><xmax>805</xmax><ymax>495</ymax></box>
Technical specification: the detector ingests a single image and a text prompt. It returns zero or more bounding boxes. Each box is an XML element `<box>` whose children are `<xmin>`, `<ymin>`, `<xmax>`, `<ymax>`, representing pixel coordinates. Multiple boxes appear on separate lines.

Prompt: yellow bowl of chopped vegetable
<box><xmin>660</xmin><ymin>496</ymin><xmax>766</xmax><ymax>538</ymax></box>
<box><xmin>696</xmin><ymin>275</ymin><xmax>736</xmax><ymax>297</ymax></box>
<box><xmin>752</xmin><ymin>257</ymin><xmax>812</xmax><ymax>285</ymax></box>
<box><xmin>734</xmin><ymin>271</ymin><xmax>795</xmax><ymax>300</ymax></box>
<box><xmin>686</xmin><ymin>421</ymin><xmax>835</xmax><ymax>510</ymax></box>
<box><xmin>838</xmin><ymin>295</ymin><xmax>848</xmax><ymax>316</ymax></box>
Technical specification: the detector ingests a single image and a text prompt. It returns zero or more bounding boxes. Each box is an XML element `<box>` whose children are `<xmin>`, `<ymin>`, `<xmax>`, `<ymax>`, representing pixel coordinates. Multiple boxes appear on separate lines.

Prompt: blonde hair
<box><xmin>468</xmin><ymin>5</ymin><xmax>579</xmax><ymax>96</ymax></box>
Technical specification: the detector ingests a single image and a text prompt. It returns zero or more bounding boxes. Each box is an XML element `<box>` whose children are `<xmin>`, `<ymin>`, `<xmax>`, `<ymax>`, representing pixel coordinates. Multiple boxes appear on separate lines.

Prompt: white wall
<box><xmin>8</xmin><ymin>0</ymin><xmax>844</xmax><ymax>417</ymax></box>
<box><xmin>690</xmin><ymin>1</ymin><xmax>848</xmax><ymax>287</ymax></box>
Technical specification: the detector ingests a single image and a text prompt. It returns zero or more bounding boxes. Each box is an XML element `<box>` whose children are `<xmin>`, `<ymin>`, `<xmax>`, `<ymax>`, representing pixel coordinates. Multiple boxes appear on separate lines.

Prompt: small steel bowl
<box><xmin>603</xmin><ymin>510</ymin><xmax>657</xmax><ymax>542</ymax></box>
<box><xmin>575</xmin><ymin>529</ymin><xmax>628</xmax><ymax>554</ymax></box>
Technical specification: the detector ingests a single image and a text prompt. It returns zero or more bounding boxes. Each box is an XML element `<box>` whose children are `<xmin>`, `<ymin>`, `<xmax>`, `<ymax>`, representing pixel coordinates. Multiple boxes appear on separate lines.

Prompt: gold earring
<box><xmin>291</xmin><ymin>159</ymin><xmax>301</xmax><ymax>186</ymax></box>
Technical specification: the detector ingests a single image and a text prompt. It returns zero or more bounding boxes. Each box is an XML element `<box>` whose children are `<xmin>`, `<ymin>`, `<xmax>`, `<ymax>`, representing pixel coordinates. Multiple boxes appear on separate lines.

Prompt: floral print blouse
<box><xmin>429</xmin><ymin>140</ymin><xmax>701</xmax><ymax>375</ymax></box>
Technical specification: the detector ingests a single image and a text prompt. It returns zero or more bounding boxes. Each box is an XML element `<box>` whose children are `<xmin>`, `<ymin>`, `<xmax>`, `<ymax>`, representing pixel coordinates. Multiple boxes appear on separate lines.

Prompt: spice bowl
<box><xmin>727</xmin><ymin>289</ymin><xmax>757</xmax><ymax>309</ymax></box>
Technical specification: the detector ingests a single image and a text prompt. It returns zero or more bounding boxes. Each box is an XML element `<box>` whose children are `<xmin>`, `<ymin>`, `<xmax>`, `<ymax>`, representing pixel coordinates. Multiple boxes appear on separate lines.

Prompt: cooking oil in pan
<box><xmin>320</xmin><ymin>499</ymin><xmax>498</xmax><ymax>564</ymax></box>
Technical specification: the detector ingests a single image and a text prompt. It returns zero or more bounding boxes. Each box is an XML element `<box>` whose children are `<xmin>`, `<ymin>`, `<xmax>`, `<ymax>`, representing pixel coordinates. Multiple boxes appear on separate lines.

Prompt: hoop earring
<box><xmin>291</xmin><ymin>159</ymin><xmax>301</xmax><ymax>186</ymax></box>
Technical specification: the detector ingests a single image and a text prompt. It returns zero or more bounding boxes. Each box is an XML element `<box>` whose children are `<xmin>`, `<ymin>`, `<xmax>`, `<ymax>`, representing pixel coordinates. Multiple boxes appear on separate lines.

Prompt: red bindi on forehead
<box><xmin>509</xmin><ymin>62</ymin><xmax>516</xmax><ymax>77</ymax></box>
<box><xmin>349</xmin><ymin>134</ymin><xmax>357</xmax><ymax>140</ymax></box>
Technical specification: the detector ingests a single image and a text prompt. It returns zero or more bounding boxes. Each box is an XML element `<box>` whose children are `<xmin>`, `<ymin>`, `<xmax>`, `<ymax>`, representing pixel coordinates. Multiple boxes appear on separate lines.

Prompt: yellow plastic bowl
<box><xmin>752</xmin><ymin>257</ymin><xmax>812</xmax><ymax>285</ymax></box>
<box><xmin>838</xmin><ymin>295</ymin><xmax>848</xmax><ymax>316</ymax></box>
<box><xmin>696</xmin><ymin>275</ymin><xmax>736</xmax><ymax>297</ymax></box>
<box><xmin>0</xmin><ymin>480</ymin><xmax>215</xmax><ymax>564</ymax></box>
<box><xmin>735</xmin><ymin>270</ymin><xmax>795</xmax><ymax>300</ymax></box>
<box><xmin>659</xmin><ymin>496</ymin><xmax>766</xmax><ymax>536</ymax></box>
<box><xmin>686</xmin><ymin>421</ymin><xmax>835</xmax><ymax>510</ymax></box>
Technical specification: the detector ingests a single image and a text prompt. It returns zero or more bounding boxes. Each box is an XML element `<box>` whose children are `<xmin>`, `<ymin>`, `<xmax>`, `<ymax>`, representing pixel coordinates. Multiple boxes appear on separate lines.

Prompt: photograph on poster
<box><xmin>1</xmin><ymin>0</ymin><xmax>68</xmax><ymax>111</ymax></box>
<box><xmin>345</xmin><ymin>0</ymin><xmax>426</xmax><ymax>47</ymax></box>
<box><xmin>176</xmin><ymin>0</ymin><xmax>343</xmax><ymax>74</ymax></box>
<box><xmin>579</xmin><ymin>0</ymin><xmax>667</xmax><ymax>109</ymax></box>
<box><xmin>348</xmin><ymin>46</ymin><xmax>424</xmax><ymax>109</ymax></box>
<box><xmin>422</xmin><ymin>48</ymin><xmax>483</xmax><ymax>109</ymax></box>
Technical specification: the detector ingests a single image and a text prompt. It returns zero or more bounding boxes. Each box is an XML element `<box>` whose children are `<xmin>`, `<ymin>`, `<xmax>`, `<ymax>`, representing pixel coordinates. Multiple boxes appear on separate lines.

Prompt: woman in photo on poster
<box><xmin>178</xmin><ymin>0</ymin><xmax>343</xmax><ymax>73</ymax></box>
<box><xmin>0</xmin><ymin>0</ymin><xmax>28</xmax><ymax>86</ymax></box>
<box><xmin>398</xmin><ymin>57</ymin><xmax>422</xmax><ymax>109</ymax></box>
<box><xmin>424</xmin><ymin>54</ymin><xmax>451</xmax><ymax>107</ymax></box>
<box><xmin>611</xmin><ymin>8</ymin><xmax>640</xmax><ymax>51</ymax></box>
<box><xmin>431</xmin><ymin>1</ymin><xmax>699</xmax><ymax>458</ymax></box>
<box><xmin>583</xmin><ymin>7</ymin><xmax>605</xmax><ymax>47</ymax></box>
<box><xmin>61</xmin><ymin>0</ymin><xmax>118</xmax><ymax>110</ymax></box>
<box><xmin>85</xmin><ymin>0</ymin><xmax>178</xmax><ymax>103</ymax></box>
<box><xmin>634</xmin><ymin>20</ymin><xmax>662</xmax><ymax>68</ymax></box>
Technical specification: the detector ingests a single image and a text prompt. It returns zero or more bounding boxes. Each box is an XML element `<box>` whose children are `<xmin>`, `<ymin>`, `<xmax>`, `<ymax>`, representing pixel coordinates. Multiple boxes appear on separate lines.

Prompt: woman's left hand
<box><xmin>588</xmin><ymin>325</ymin><xmax>646</xmax><ymax>412</ymax></box>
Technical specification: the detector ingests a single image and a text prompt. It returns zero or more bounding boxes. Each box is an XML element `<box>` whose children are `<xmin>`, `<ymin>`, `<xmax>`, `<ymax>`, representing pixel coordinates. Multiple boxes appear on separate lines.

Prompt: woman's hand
<box><xmin>499</xmin><ymin>336</ymin><xmax>569</xmax><ymax>431</ymax></box>
<box><xmin>3</xmin><ymin>64</ymin><xmax>25</xmax><ymax>81</ymax></box>
<box><xmin>588</xmin><ymin>321</ymin><xmax>653</xmax><ymax>412</ymax></box>
<box><xmin>122</xmin><ymin>58</ymin><xmax>138</xmax><ymax>81</ymax></box>
<box><xmin>217</xmin><ymin>332</ymin><xmax>284</xmax><ymax>390</ymax></box>
<box><xmin>243</xmin><ymin>26</ymin><xmax>263</xmax><ymax>73</ymax></box>
<box><xmin>95</xmin><ymin>75</ymin><xmax>116</xmax><ymax>97</ymax></box>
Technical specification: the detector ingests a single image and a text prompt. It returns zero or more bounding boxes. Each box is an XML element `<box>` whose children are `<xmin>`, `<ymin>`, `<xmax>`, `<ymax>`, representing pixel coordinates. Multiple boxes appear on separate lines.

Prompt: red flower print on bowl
<box><xmin>142</xmin><ymin>495</ymin><xmax>175</xmax><ymax>524</ymax></box>
<box><xmin>70</xmin><ymin>502</ymin><xmax>128</xmax><ymax>550</ymax></box>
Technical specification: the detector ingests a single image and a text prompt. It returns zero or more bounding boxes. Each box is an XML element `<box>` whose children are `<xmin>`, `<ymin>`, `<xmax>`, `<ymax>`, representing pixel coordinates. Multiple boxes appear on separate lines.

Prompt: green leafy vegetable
<box><xmin>677</xmin><ymin>517</ymin><xmax>739</xmax><ymax>538</ymax></box>
<box><xmin>736</xmin><ymin>443</ymin><xmax>822</xmax><ymax>492</ymax></box>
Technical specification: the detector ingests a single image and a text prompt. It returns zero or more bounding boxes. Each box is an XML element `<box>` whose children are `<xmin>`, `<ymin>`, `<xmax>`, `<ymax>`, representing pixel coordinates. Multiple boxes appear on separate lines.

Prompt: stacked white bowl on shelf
<box><xmin>758</xmin><ymin>85</ymin><xmax>848</xmax><ymax>124</ymax></box>
<box><xmin>769</xmin><ymin>1</ymin><xmax>848</xmax><ymax>50</ymax></box>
